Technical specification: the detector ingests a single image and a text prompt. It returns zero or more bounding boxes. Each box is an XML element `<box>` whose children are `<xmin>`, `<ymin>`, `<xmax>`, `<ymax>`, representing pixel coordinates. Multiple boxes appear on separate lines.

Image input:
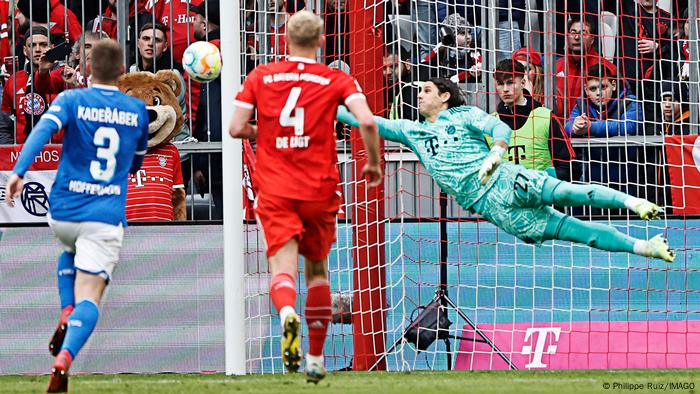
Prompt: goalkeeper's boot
<box><xmin>46</xmin><ymin>350</ymin><xmax>71</xmax><ymax>393</ymax></box>
<box><xmin>634</xmin><ymin>200</ymin><xmax>663</xmax><ymax>221</ymax></box>
<box><xmin>305</xmin><ymin>354</ymin><xmax>326</xmax><ymax>384</ymax></box>
<box><xmin>281</xmin><ymin>313</ymin><xmax>302</xmax><ymax>373</ymax></box>
<box><xmin>49</xmin><ymin>306</ymin><xmax>73</xmax><ymax>357</ymax></box>
<box><xmin>646</xmin><ymin>234</ymin><xmax>676</xmax><ymax>263</ymax></box>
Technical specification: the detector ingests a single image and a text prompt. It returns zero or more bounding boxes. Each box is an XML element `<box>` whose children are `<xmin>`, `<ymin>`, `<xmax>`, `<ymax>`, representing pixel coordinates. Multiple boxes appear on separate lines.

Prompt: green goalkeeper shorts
<box><xmin>471</xmin><ymin>164</ymin><xmax>562</xmax><ymax>244</ymax></box>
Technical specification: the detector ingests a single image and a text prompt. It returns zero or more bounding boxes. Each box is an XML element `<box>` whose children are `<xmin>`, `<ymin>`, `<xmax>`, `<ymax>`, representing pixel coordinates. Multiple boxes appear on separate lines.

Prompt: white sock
<box><xmin>624</xmin><ymin>196</ymin><xmax>645</xmax><ymax>212</ymax></box>
<box><xmin>633</xmin><ymin>240</ymin><xmax>648</xmax><ymax>256</ymax></box>
<box><xmin>306</xmin><ymin>353</ymin><xmax>324</xmax><ymax>365</ymax></box>
<box><xmin>279</xmin><ymin>305</ymin><xmax>296</xmax><ymax>328</ymax></box>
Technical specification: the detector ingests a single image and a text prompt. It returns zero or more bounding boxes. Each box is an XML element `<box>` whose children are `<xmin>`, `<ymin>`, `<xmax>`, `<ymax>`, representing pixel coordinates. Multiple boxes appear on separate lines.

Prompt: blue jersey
<box><xmin>13</xmin><ymin>84</ymin><xmax>149</xmax><ymax>226</ymax></box>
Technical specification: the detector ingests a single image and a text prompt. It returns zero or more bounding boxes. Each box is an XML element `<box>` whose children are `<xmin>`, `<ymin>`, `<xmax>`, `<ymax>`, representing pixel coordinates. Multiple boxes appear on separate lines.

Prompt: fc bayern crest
<box><xmin>158</xmin><ymin>156</ymin><xmax>167</xmax><ymax>167</ymax></box>
<box><xmin>23</xmin><ymin>93</ymin><xmax>46</xmax><ymax>115</ymax></box>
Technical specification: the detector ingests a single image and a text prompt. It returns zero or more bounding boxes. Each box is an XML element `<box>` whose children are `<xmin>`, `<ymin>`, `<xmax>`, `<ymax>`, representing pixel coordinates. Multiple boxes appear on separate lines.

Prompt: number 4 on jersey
<box><xmin>279</xmin><ymin>87</ymin><xmax>305</xmax><ymax>136</ymax></box>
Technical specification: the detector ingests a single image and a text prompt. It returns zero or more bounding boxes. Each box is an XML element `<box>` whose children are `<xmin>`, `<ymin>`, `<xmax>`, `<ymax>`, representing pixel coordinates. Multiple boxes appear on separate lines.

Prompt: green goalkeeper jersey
<box><xmin>337</xmin><ymin>105</ymin><xmax>512</xmax><ymax>210</ymax></box>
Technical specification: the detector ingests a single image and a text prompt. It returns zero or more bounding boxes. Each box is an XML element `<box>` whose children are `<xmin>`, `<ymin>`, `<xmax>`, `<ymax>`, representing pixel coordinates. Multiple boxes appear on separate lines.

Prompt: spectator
<box><xmin>496</xmin><ymin>0</ymin><xmax>525</xmax><ymax>60</ymax></box>
<box><xmin>555</xmin><ymin>0</ymin><xmax>603</xmax><ymax>55</ymax></box>
<box><xmin>0</xmin><ymin>26</ymin><xmax>58</xmax><ymax>144</ymax></box>
<box><xmin>414</xmin><ymin>0</ymin><xmax>440</xmax><ymax>60</ymax></box>
<box><xmin>86</xmin><ymin>0</ymin><xmax>118</xmax><ymax>39</ymax></box>
<box><xmin>324</xmin><ymin>0</ymin><xmax>349</xmax><ymax>64</ymax></box>
<box><xmin>493</xmin><ymin>59</ymin><xmax>580</xmax><ymax>182</ymax></box>
<box><xmin>613</xmin><ymin>0</ymin><xmax>677</xmax><ymax>131</ymax></box>
<box><xmin>265</xmin><ymin>0</ymin><xmax>305</xmax><ymax>57</ymax></box>
<box><xmin>191</xmin><ymin>0</ymin><xmax>223</xmax><ymax>220</ymax></box>
<box><xmin>660</xmin><ymin>81</ymin><xmax>690</xmax><ymax>135</ymax></box>
<box><xmin>87</xmin><ymin>0</ymin><xmax>165</xmax><ymax>65</ymax></box>
<box><xmin>565</xmin><ymin>64</ymin><xmax>642</xmax><ymax>138</ymax></box>
<box><xmin>422</xmin><ymin>14</ymin><xmax>482</xmax><ymax>83</ymax></box>
<box><xmin>565</xmin><ymin>64</ymin><xmax>642</xmax><ymax>192</ymax></box>
<box><xmin>0</xmin><ymin>1</ymin><xmax>11</xmax><ymax>62</ymax></box>
<box><xmin>384</xmin><ymin>48</ymin><xmax>422</xmax><ymax>121</ymax></box>
<box><xmin>130</xmin><ymin>22</ymin><xmax>191</xmax><ymax>181</ymax></box>
<box><xmin>0</xmin><ymin>112</ymin><xmax>12</xmax><ymax>144</ymax></box>
<box><xmin>614</xmin><ymin>0</ymin><xmax>675</xmax><ymax>96</ymax></box>
<box><xmin>675</xmin><ymin>7</ymin><xmax>690</xmax><ymax>81</ymax></box>
<box><xmin>512</xmin><ymin>47</ymin><xmax>544</xmax><ymax>105</ymax></box>
<box><xmin>131</xmin><ymin>23</ymin><xmax>186</xmax><ymax>86</ymax></box>
<box><xmin>158</xmin><ymin>0</ymin><xmax>203</xmax><ymax>62</ymax></box>
<box><xmin>35</xmin><ymin>31</ymin><xmax>108</xmax><ymax>96</ymax></box>
<box><xmin>243</xmin><ymin>0</ymin><xmax>258</xmax><ymax>75</ymax></box>
<box><xmin>554</xmin><ymin>16</ymin><xmax>616</xmax><ymax>120</ymax></box>
<box><xmin>328</xmin><ymin>59</ymin><xmax>353</xmax><ymax>140</ymax></box>
<box><xmin>16</xmin><ymin>0</ymin><xmax>82</xmax><ymax>43</ymax></box>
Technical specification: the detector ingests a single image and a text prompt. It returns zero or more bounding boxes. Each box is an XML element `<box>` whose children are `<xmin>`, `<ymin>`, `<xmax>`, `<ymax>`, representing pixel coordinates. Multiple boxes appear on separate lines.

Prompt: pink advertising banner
<box><xmin>455</xmin><ymin>321</ymin><xmax>700</xmax><ymax>370</ymax></box>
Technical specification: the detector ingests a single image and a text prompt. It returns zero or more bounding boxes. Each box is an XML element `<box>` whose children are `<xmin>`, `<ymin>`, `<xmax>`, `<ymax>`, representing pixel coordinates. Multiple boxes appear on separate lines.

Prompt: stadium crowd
<box><xmin>0</xmin><ymin>0</ymin><xmax>694</xmax><ymax>218</ymax></box>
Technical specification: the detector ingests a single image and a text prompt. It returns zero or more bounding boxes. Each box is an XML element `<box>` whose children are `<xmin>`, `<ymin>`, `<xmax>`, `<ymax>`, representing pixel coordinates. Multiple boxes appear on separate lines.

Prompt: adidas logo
<box><xmin>17</xmin><ymin>88</ymin><xmax>24</xmax><ymax>94</ymax></box>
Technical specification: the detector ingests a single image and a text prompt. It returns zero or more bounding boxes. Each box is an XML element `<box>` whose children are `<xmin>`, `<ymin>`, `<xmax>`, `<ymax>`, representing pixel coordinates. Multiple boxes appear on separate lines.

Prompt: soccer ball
<box><xmin>182</xmin><ymin>41</ymin><xmax>222</xmax><ymax>83</ymax></box>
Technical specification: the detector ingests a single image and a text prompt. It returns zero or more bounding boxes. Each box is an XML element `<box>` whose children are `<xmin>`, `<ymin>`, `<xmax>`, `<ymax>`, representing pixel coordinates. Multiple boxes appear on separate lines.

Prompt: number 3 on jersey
<box><xmin>279</xmin><ymin>87</ymin><xmax>305</xmax><ymax>136</ymax></box>
<box><xmin>90</xmin><ymin>126</ymin><xmax>120</xmax><ymax>182</ymax></box>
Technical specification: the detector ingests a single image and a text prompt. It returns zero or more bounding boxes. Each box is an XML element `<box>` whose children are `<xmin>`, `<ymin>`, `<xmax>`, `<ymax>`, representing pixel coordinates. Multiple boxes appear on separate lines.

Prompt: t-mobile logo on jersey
<box><xmin>161</xmin><ymin>14</ymin><xmax>195</xmax><ymax>26</ymax></box>
<box><xmin>130</xmin><ymin>170</ymin><xmax>168</xmax><ymax>188</ymax></box>
<box><xmin>520</xmin><ymin>327</ymin><xmax>561</xmax><ymax>369</ymax></box>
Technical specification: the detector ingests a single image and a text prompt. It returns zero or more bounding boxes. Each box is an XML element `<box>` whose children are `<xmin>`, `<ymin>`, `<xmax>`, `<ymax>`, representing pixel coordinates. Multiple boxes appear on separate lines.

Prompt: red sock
<box><xmin>269</xmin><ymin>273</ymin><xmax>296</xmax><ymax>313</ymax></box>
<box><xmin>60</xmin><ymin>305</ymin><xmax>74</xmax><ymax>324</ymax></box>
<box><xmin>305</xmin><ymin>279</ymin><xmax>331</xmax><ymax>356</ymax></box>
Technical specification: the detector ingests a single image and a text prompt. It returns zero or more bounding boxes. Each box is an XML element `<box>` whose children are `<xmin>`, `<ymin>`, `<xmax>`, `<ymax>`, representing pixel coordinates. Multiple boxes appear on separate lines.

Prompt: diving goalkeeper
<box><xmin>337</xmin><ymin>77</ymin><xmax>674</xmax><ymax>262</ymax></box>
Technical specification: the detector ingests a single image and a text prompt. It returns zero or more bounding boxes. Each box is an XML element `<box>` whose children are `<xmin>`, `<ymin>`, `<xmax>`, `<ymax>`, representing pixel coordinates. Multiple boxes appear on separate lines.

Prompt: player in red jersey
<box><xmin>229</xmin><ymin>10</ymin><xmax>382</xmax><ymax>384</ymax></box>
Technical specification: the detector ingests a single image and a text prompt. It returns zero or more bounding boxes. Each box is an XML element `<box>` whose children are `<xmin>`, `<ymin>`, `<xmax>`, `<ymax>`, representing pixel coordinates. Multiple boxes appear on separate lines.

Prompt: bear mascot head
<box><xmin>118</xmin><ymin>70</ymin><xmax>186</xmax><ymax>221</ymax></box>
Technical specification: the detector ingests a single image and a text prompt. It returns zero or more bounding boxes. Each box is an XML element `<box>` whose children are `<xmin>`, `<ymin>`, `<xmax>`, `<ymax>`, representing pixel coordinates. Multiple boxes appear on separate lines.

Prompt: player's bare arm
<box><xmin>346</xmin><ymin>98</ymin><xmax>382</xmax><ymax>187</ymax></box>
<box><xmin>4</xmin><ymin>174</ymin><xmax>23</xmax><ymax>207</ymax></box>
<box><xmin>228</xmin><ymin>106</ymin><xmax>258</xmax><ymax>139</ymax></box>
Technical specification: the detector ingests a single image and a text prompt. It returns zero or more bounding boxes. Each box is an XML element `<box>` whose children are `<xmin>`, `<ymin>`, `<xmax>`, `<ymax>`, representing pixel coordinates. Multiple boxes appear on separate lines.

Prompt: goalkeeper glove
<box><xmin>478</xmin><ymin>145</ymin><xmax>505</xmax><ymax>185</ymax></box>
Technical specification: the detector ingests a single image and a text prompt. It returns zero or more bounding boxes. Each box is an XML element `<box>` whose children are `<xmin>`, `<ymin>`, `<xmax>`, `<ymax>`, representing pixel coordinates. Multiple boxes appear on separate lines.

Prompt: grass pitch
<box><xmin>2</xmin><ymin>369</ymin><xmax>698</xmax><ymax>393</ymax></box>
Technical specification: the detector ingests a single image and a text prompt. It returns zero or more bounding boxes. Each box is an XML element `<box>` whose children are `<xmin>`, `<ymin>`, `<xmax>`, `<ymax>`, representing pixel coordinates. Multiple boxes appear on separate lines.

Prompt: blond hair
<box><xmin>286</xmin><ymin>10</ymin><xmax>323</xmax><ymax>49</ymax></box>
<box><xmin>90</xmin><ymin>39</ymin><xmax>124</xmax><ymax>82</ymax></box>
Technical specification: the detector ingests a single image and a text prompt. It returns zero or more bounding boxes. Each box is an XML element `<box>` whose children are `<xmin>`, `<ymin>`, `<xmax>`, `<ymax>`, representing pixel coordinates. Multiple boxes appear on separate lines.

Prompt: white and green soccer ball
<box><xmin>182</xmin><ymin>41</ymin><xmax>222</xmax><ymax>83</ymax></box>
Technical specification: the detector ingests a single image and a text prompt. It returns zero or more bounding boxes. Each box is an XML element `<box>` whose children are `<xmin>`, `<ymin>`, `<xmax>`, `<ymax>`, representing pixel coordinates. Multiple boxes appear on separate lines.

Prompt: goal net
<box><xmin>241</xmin><ymin>0</ymin><xmax>700</xmax><ymax>372</ymax></box>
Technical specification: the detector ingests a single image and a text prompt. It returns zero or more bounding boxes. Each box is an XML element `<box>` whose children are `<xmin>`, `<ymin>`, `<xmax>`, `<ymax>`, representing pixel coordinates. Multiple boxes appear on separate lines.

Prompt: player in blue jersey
<box><xmin>337</xmin><ymin>77</ymin><xmax>675</xmax><ymax>262</ymax></box>
<box><xmin>4</xmin><ymin>39</ymin><xmax>149</xmax><ymax>393</ymax></box>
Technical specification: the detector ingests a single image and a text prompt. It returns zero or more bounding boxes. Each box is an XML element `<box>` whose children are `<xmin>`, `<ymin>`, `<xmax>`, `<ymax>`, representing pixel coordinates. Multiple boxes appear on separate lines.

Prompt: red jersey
<box><xmin>104</xmin><ymin>0</ymin><xmax>165</xmax><ymax>20</ymax></box>
<box><xmin>234</xmin><ymin>57</ymin><xmax>365</xmax><ymax>201</ymax></box>
<box><xmin>158</xmin><ymin>0</ymin><xmax>202</xmax><ymax>63</ymax></box>
<box><xmin>126</xmin><ymin>143</ymin><xmax>184</xmax><ymax>221</ymax></box>
<box><xmin>2</xmin><ymin>70</ymin><xmax>28</xmax><ymax>141</ymax></box>
<box><xmin>48</xmin><ymin>0</ymin><xmax>82</xmax><ymax>42</ymax></box>
<box><xmin>0</xmin><ymin>0</ymin><xmax>10</xmax><ymax>60</ymax></box>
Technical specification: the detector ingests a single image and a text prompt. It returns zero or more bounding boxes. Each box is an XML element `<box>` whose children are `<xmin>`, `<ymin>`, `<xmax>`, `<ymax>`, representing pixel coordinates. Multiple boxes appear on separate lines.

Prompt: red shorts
<box><xmin>254</xmin><ymin>192</ymin><xmax>339</xmax><ymax>261</ymax></box>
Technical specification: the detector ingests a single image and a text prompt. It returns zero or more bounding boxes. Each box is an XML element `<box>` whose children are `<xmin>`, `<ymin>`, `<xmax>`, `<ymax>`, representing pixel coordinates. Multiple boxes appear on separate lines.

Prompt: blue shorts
<box><xmin>471</xmin><ymin>165</ymin><xmax>562</xmax><ymax>244</ymax></box>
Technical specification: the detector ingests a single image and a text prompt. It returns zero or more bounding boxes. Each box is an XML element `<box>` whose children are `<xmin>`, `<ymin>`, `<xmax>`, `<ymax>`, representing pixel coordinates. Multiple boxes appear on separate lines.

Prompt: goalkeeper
<box><xmin>337</xmin><ymin>77</ymin><xmax>674</xmax><ymax>262</ymax></box>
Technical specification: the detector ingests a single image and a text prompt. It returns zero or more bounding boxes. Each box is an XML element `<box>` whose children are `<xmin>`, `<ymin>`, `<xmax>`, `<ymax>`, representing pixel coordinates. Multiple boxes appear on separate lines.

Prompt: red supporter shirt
<box><xmin>159</xmin><ymin>0</ymin><xmax>202</xmax><ymax>63</ymax></box>
<box><xmin>48</xmin><ymin>0</ymin><xmax>82</xmax><ymax>42</ymax></box>
<box><xmin>234</xmin><ymin>56</ymin><xmax>365</xmax><ymax>201</ymax></box>
<box><xmin>0</xmin><ymin>0</ymin><xmax>10</xmax><ymax>60</ymax></box>
<box><xmin>2</xmin><ymin>70</ymin><xmax>28</xmax><ymax>141</ymax></box>
<box><xmin>126</xmin><ymin>143</ymin><xmax>184</xmax><ymax>221</ymax></box>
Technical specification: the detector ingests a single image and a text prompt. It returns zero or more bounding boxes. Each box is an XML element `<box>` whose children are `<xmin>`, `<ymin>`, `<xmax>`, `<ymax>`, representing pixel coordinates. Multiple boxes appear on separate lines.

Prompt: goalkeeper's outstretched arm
<box><xmin>337</xmin><ymin>105</ymin><xmax>411</xmax><ymax>145</ymax></box>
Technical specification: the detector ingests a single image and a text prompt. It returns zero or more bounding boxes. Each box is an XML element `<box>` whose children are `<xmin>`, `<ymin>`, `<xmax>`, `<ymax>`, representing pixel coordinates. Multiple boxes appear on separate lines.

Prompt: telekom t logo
<box><xmin>520</xmin><ymin>327</ymin><xmax>561</xmax><ymax>369</ymax></box>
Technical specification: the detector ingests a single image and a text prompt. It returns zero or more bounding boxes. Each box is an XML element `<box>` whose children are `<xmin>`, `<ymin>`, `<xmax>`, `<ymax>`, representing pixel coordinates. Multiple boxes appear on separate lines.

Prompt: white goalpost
<box><xmin>221</xmin><ymin>0</ymin><xmax>247</xmax><ymax>376</ymax></box>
